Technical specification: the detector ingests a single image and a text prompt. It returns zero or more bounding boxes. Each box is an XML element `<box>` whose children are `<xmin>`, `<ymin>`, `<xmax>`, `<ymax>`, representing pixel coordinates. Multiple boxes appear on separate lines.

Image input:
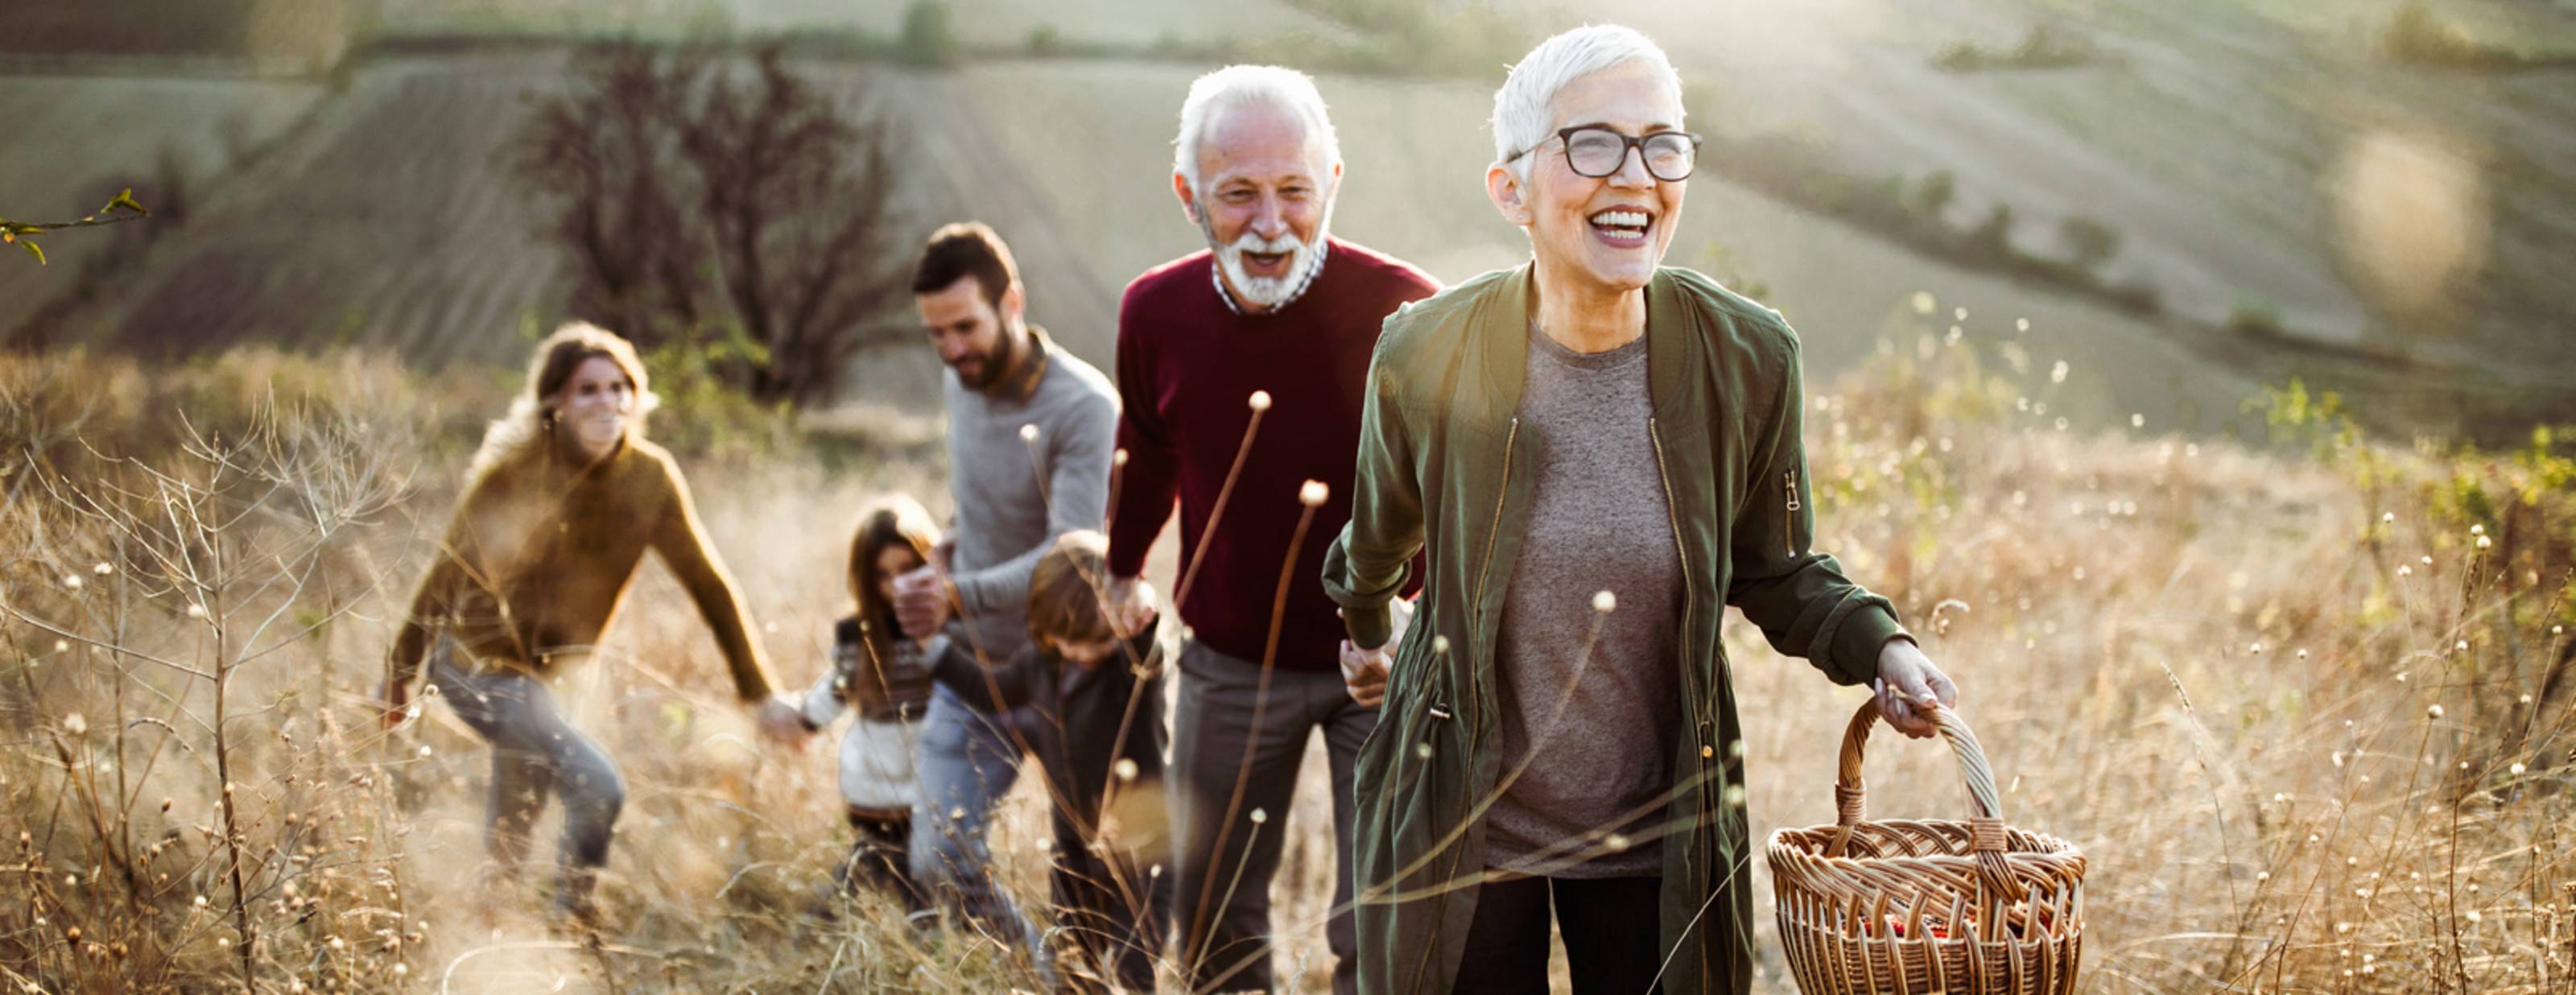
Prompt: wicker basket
<box><xmin>1766</xmin><ymin>700</ymin><xmax>2086</xmax><ymax>995</ymax></box>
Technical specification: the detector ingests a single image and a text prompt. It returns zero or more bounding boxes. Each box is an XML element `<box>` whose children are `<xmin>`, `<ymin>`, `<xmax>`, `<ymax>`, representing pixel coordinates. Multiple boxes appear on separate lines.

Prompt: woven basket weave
<box><xmin>1766</xmin><ymin>700</ymin><xmax>2087</xmax><ymax>995</ymax></box>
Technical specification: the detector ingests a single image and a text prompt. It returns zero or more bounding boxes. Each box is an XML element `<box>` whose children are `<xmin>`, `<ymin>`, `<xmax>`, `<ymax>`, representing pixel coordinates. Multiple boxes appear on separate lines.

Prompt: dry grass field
<box><xmin>1</xmin><ymin>329</ymin><xmax>2570</xmax><ymax>993</ymax></box>
<box><xmin>4</xmin><ymin>5</ymin><xmax>2574</xmax><ymax>989</ymax></box>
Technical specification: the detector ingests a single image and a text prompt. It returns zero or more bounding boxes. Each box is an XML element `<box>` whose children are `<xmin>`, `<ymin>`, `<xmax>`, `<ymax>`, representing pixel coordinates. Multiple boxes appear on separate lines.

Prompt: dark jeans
<box><xmin>1170</xmin><ymin>641</ymin><xmax>1376</xmax><ymax>995</ymax></box>
<box><xmin>1452</xmin><ymin>875</ymin><xmax>1666</xmax><ymax>995</ymax></box>
<box><xmin>428</xmin><ymin>642</ymin><xmax>625</xmax><ymax>914</ymax></box>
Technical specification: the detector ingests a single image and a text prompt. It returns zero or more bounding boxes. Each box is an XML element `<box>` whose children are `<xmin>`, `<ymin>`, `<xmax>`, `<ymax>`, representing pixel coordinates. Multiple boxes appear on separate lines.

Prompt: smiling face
<box><xmin>551</xmin><ymin>356</ymin><xmax>634</xmax><ymax>462</ymax></box>
<box><xmin>1175</xmin><ymin>101</ymin><xmax>1342</xmax><ymax>312</ymax></box>
<box><xmin>1488</xmin><ymin>61</ymin><xmax>1686</xmax><ymax>295</ymax></box>
<box><xmin>915</xmin><ymin>275</ymin><xmax>1023</xmax><ymax>391</ymax></box>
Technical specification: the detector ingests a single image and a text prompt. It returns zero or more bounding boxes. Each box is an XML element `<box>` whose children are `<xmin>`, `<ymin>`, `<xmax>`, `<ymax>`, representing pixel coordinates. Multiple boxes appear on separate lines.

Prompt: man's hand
<box><xmin>1336</xmin><ymin>598</ymin><xmax>1414</xmax><ymax>708</ymax></box>
<box><xmin>1340</xmin><ymin>640</ymin><xmax>1390</xmax><ymax>708</ymax></box>
<box><xmin>892</xmin><ymin>563</ymin><xmax>953</xmax><ymax>641</ymax></box>
<box><xmin>1874</xmin><ymin>638</ymin><xmax>1959</xmax><ymax>739</ymax></box>
<box><xmin>753</xmin><ymin>695</ymin><xmax>812</xmax><ymax>749</ymax></box>
<box><xmin>378</xmin><ymin>675</ymin><xmax>414</xmax><ymax>730</ymax></box>
<box><xmin>1108</xmin><ymin>576</ymin><xmax>1158</xmax><ymax>635</ymax></box>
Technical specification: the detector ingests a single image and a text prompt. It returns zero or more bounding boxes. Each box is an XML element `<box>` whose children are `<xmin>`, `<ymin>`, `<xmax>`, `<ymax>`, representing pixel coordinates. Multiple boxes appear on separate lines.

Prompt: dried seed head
<box><xmin>2426</xmin><ymin>704</ymin><xmax>2445</xmax><ymax>720</ymax></box>
<box><xmin>93</xmin><ymin>562</ymin><xmax>112</xmax><ymax>576</ymax></box>
<box><xmin>1298</xmin><ymin>480</ymin><xmax>1328</xmax><ymax>507</ymax></box>
<box><xmin>1248</xmin><ymin>390</ymin><xmax>1271</xmax><ymax>413</ymax></box>
<box><xmin>1112</xmin><ymin>448</ymin><xmax>1129</xmax><ymax>468</ymax></box>
<box><xmin>1591</xmin><ymin>590</ymin><xmax>1617</xmax><ymax>614</ymax></box>
<box><xmin>1249</xmin><ymin>808</ymin><xmax>1268</xmax><ymax>824</ymax></box>
<box><xmin>1113</xmin><ymin>758</ymin><xmax>1137</xmax><ymax>782</ymax></box>
<box><xmin>60</xmin><ymin>713</ymin><xmax>87</xmax><ymax>736</ymax></box>
<box><xmin>186</xmin><ymin>603</ymin><xmax>207</xmax><ymax>619</ymax></box>
<box><xmin>1018</xmin><ymin>423</ymin><xmax>1039</xmax><ymax>442</ymax></box>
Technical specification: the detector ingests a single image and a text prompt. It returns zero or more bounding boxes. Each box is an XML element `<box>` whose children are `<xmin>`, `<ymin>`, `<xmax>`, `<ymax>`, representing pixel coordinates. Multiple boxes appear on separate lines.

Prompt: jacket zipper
<box><xmin>1785</xmin><ymin>468</ymin><xmax>1801</xmax><ymax>513</ymax></box>
<box><xmin>1647</xmin><ymin>418</ymin><xmax>1714</xmax><ymax>874</ymax></box>
<box><xmin>1649</xmin><ymin>415</ymin><xmax>1710</xmax><ymax>804</ymax></box>
<box><xmin>1467</xmin><ymin>416</ymin><xmax>1519</xmax><ymax>753</ymax></box>
<box><xmin>1416</xmin><ymin>416</ymin><xmax>1517</xmax><ymax>990</ymax></box>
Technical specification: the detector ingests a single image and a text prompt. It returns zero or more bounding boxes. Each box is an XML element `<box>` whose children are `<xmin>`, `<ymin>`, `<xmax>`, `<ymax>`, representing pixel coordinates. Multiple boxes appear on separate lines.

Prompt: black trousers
<box><xmin>1451</xmin><ymin>874</ymin><xmax>1666</xmax><ymax>995</ymax></box>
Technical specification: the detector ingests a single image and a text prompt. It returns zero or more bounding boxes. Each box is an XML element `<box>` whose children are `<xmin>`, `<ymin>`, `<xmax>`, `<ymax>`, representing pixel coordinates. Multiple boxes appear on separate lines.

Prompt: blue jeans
<box><xmin>909</xmin><ymin>683</ymin><xmax>1041</xmax><ymax>948</ymax></box>
<box><xmin>427</xmin><ymin>641</ymin><xmax>625</xmax><ymax>914</ymax></box>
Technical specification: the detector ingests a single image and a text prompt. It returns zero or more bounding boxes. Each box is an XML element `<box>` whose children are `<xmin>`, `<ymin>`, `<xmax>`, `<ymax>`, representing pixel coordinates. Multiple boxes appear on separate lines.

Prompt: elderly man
<box><xmin>1323</xmin><ymin>25</ymin><xmax>1961</xmax><ymax>994</ymax></box>
<box><xmin>1106</xmin><ymin>64</ymin><xmax>1438</xmax><ymax>995</ymax></box>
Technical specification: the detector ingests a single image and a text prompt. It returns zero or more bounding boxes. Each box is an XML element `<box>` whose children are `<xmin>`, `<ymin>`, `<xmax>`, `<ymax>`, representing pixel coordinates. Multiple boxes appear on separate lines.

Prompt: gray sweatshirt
<box><xmin>942</xmin><ymin>328</ymin><xmax>1119</xmax><ymax>666</ymax></box>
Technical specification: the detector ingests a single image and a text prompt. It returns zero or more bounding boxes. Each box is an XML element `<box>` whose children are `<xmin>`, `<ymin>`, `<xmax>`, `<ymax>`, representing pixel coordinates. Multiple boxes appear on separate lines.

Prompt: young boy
<box><xmin>927</xmin><ymin>530</ymin><xmax>1170</xmax><ymax>993</ymax></box>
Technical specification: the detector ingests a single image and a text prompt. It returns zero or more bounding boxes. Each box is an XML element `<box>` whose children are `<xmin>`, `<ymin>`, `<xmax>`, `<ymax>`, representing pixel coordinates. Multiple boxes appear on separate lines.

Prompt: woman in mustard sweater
<box><xmin>379</xmin><ymin>322</ymin><xmax>807</xmax><ymax>923</ymax></box>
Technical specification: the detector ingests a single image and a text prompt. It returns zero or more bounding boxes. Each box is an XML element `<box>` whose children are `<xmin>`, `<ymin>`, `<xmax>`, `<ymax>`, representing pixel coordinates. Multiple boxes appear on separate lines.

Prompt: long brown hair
<box><xmin>848</xmin><ymin>494</ymin><xmax>941</xmax><ymax>652</ymax></box>
<box><xmin>466</xmin><ymin>321</ymin><xmax>658</xmax><ymax>485</ymax></box>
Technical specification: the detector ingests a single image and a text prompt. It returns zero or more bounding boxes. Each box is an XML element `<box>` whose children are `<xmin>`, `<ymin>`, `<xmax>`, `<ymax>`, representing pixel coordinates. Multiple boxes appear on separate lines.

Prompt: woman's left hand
<box><xmin>1874</xmin><ymin>638</ymin><xmax>1959</xmax><ymax>739</ymax></box>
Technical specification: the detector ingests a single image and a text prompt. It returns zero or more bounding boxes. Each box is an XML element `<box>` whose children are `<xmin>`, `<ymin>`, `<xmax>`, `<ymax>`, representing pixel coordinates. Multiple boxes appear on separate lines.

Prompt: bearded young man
<box><xmin>896</xmin><ymin>221</ymin><xmax>1119</xmax><ymax>969</ymax></box>
<box><xmin>1104</xmin><ymin>64</ymin><xmax>1438</xmax><ymax>995</ymax></box>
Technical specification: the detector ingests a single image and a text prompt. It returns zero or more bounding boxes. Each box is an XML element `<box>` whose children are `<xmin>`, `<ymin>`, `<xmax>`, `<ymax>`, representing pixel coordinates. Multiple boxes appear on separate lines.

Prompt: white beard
<box><xmin>1209</xmin><ymin>222</ymin><xmax>1329</xmax><ymax>310</ymax></box>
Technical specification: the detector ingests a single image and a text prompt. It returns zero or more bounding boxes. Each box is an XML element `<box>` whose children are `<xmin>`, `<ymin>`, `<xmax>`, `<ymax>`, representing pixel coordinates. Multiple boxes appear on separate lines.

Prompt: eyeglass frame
<box><xmin>1505</xmin><ymin>126</ymin><xmax>1706</xmax><ymax>182</ymax></box>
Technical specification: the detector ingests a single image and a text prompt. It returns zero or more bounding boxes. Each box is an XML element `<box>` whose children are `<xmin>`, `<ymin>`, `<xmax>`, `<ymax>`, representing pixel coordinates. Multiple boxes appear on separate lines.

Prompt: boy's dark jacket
<box><xmin>927</xmin><ymin>623</ymin><xmax>1167</xmax><ymax>828</ymax></box>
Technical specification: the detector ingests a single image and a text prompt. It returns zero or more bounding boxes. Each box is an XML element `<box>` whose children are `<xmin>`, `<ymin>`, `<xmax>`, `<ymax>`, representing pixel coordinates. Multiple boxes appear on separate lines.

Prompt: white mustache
<box><xmin>1228</xmin><ymin>230</ymin><xmax>1304</xmax><ymax>257</ymax></box>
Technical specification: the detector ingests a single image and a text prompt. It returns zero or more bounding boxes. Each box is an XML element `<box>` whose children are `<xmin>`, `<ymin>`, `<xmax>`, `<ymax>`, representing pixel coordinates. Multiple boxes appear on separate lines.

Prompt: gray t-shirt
<box><xmin>1484</xmin><ymin>325</ymin><xmax>1683</xmax><ymax>879</ymax></box>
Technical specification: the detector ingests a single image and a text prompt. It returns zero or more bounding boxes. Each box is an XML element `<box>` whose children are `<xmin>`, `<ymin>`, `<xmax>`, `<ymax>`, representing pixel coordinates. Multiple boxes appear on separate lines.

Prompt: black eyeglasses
<box><xmin>1508</xmin><ymin>126</ymin><xmax>1703</xmax><ymax>182</ymax></box>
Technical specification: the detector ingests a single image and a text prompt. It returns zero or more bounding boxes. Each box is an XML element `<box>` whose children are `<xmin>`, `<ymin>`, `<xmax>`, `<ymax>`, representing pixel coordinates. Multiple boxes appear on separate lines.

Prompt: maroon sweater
<box><xmin>1110</xmin><ymin>239</ymin><xmax>1438</xmax><ymax>671</ymax></box>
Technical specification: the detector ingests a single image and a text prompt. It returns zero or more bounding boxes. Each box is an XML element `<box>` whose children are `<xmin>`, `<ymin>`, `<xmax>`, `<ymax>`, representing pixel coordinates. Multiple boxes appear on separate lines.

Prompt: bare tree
<box><xmin>509</xmin><ymin>41</ymin><xmax>913</xmax><ymax>407</ymax></box>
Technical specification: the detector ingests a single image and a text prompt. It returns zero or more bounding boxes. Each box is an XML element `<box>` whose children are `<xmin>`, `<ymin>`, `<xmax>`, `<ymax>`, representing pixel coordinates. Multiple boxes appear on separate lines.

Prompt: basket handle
<box><xmin>1827</xmin><ymin>696</ymin><xmax>2019</xmax><ymax>898</ymax></box>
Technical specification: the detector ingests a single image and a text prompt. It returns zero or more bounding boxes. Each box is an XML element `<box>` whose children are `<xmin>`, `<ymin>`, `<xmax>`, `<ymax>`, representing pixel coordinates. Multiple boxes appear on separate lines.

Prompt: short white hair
<box><xmin>1173</xmin><ymin>64</ymin><xmax>1342</xmax><ymax>192</ymax></box>
<box><xmin>1490</xmin><ymin>25</ymin><xmax>1684</xmax><ymax>179</ymax></box>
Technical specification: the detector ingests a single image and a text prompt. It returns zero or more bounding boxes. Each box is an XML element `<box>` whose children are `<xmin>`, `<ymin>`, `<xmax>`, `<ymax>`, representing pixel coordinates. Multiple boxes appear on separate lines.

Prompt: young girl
<box><xmin>799</xmin><ymin>495</ymin><xmax>943</xmax><ymax>913</ymax></box>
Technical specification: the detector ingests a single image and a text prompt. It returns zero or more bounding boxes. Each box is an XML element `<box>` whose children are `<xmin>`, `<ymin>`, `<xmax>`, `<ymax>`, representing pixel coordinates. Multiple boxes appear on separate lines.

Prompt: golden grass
<box><xmin>0</xmin><ymin>333</ymin><xmax>2569</xmax><ymax>993</ymax></box>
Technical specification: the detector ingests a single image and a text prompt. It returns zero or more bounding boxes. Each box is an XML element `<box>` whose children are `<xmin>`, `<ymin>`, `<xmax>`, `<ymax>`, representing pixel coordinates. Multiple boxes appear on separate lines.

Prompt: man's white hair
<box><xmin>1173</xmin><ymin>64</ymin><xmax>1342</xmax><ymax>192</ymax></box>
<box><xmin>1490</xmin><ymin>25</ymin><xmax>1684</xmax><ymax>180</ymax></box>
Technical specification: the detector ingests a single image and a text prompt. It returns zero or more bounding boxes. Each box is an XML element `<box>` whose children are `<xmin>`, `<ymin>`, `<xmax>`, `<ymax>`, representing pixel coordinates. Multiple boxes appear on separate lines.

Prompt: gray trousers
<box><xmin>1170</xmin><ymin>641</ymin><xmax>1377</xmax><ymax>995</ymax></box>
<box><xmin>428</xmin><ymin>642</ymin><xmax>625</xmax><ymax>910</ymax></box>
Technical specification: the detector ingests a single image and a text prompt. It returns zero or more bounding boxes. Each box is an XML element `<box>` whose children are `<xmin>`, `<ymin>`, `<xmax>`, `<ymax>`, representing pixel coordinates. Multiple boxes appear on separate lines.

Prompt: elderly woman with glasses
<box><xmin>1323</xmin><ymin>25</ymin><xmax>1961</xmax><ymax>994</ymax></box>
